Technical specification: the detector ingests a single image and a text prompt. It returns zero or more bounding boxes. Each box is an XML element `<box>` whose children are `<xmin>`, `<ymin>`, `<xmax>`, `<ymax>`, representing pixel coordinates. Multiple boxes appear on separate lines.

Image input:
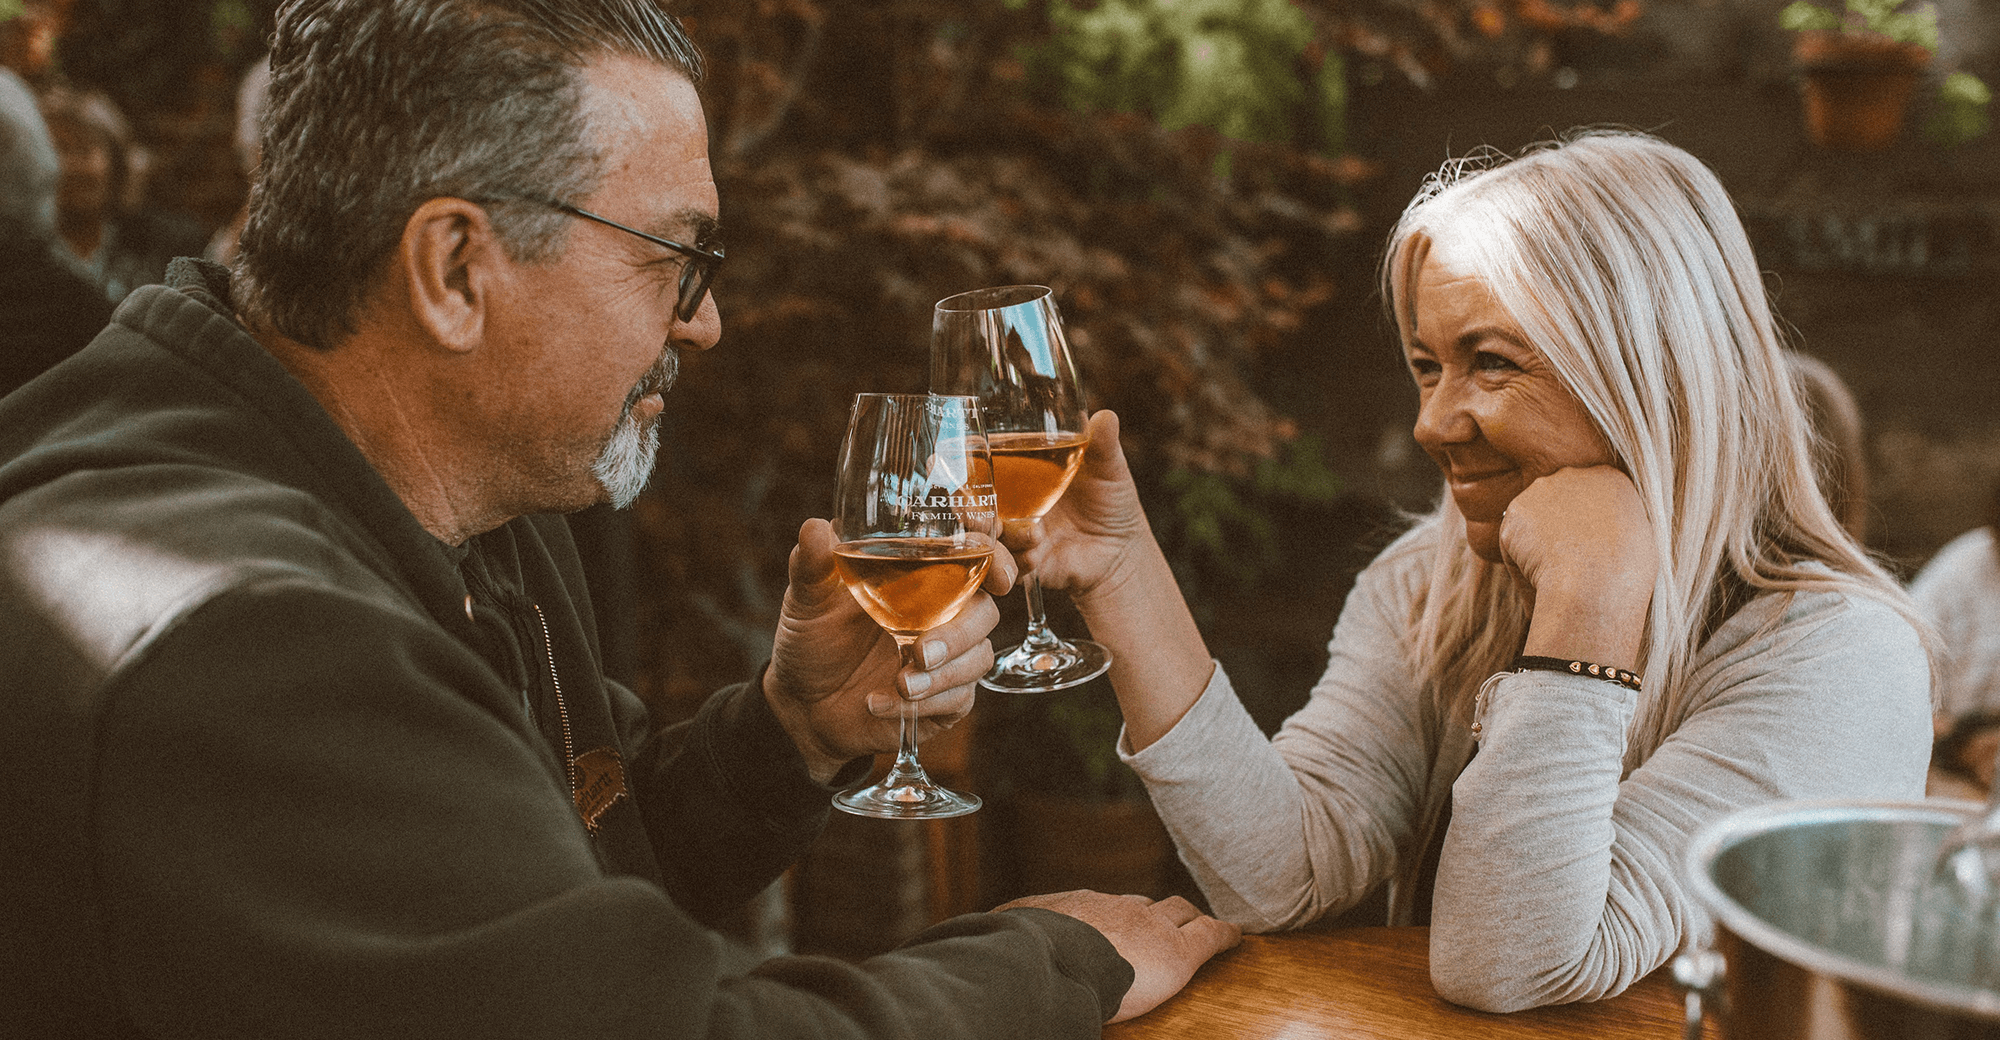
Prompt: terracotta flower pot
<box><xmin>1794</xmin><ymin>30</ymin><xmax>1933</xmax><ymax>152</ymax></box>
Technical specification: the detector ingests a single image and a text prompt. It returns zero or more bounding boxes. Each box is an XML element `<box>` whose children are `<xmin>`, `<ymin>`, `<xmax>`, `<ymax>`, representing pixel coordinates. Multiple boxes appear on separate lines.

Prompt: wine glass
<box><xmin>830</xmin><ymin>393</ymin><xmax>998</xmax><ymax>819</ymax></box>
<box><xmin>931</xmin><ymin>285</ymin><xmax>1112</xmax><ymax>693</ymax></box>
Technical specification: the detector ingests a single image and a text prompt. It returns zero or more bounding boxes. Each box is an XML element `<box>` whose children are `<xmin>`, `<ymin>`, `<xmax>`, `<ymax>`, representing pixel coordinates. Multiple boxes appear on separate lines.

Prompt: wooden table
<box><xmin>1105</xmin><ymin>927</ymin><xmax>1712</xmax><ymax>1039</ymax></box>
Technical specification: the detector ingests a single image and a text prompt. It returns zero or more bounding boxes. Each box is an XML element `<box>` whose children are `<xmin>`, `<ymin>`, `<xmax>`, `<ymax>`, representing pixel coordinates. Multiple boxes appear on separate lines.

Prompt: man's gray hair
<box><xmin>233</xmin><ymin>0</ymin><xmax>703</xmax><ymax>351</ymax></box>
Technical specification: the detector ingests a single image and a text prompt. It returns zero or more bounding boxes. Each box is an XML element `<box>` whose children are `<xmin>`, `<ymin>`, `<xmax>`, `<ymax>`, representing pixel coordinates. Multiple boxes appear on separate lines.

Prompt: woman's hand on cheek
<box><xmin>1503</xmin><ymin>466</ymin><xmax>1658</xmax><ymax>668</ymax></box>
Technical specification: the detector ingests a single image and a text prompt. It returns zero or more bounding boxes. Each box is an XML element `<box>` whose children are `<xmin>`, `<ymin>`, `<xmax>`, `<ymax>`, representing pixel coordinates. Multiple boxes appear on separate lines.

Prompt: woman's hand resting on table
<box><xmin>1498</xmin><ymin>465</ymin><xmax>1658</xmax><ymax>671</ymax></box>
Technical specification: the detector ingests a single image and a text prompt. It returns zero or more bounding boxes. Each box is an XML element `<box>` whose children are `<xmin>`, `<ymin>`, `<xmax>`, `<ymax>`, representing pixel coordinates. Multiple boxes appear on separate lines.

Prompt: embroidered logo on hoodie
<box><xmin>573</xmin><ymin>746</ymin><xmax>628</xmax><ymax>834</ymax></box>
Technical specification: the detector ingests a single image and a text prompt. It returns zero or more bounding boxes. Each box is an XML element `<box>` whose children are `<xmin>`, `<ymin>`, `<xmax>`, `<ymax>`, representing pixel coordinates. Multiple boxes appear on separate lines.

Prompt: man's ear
<box><xmin>400</xmin><ymin>197</ymin><xmax>501</xmax><ymax>354</ymax></box>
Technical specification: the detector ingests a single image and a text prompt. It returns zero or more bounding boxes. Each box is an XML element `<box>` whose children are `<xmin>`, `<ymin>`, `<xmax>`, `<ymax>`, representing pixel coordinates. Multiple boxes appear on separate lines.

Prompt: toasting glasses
<box><xmin>829</xmin><ymin>393</ymin><xmax>997</xmax><ymax>819</ymax></box>
<box><xmin>931</xmin><ymin>285</ymin><xmax>1111</xmax><ymax>693</ymax></box>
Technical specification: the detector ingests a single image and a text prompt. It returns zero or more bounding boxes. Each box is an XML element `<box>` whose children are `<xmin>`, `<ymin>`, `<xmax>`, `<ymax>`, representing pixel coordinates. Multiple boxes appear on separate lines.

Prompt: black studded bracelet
<box><xmin>1512</xmin><ymin>655</ymin><xmax>1642</xmax><ymax>692</ymax></box>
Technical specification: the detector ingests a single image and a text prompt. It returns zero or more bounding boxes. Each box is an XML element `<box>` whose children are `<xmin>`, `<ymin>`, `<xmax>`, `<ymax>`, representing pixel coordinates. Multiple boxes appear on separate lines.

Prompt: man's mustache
<box><xmin>622</xmin><ymin>348</ymin><xmax>680</xmax><ymax>416</ymax></box>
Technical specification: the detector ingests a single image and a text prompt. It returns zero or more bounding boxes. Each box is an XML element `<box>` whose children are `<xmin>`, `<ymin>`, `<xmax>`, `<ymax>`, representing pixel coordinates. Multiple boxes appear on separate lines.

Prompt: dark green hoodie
<box><xmin>0</xmin><ymin>260</ymin><xmax>1130</xmax><ymax>1039</ymax></box>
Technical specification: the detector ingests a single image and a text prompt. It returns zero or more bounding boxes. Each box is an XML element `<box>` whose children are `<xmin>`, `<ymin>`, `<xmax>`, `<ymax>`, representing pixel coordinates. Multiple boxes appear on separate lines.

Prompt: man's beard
<box><xmin>592</xmin><ymin>348</ymin><xmax>678</xmax><ymax>509</ymax></box>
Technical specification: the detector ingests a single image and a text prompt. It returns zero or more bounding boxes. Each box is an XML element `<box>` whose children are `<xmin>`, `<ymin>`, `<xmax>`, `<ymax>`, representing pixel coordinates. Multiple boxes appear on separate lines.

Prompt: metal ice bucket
<box><xmin>1680</xmin><ymin>799</ymin><xmax>2000</xmax><ymax>1039</ymax></box>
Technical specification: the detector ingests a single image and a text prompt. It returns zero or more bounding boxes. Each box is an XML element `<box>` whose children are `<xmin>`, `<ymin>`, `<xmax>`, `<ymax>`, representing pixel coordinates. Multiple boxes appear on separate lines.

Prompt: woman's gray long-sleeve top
<box><xmin>1122</xmin><ymin>528</ymin><xmax>1931</xmax><ymax>1012</ymax></box>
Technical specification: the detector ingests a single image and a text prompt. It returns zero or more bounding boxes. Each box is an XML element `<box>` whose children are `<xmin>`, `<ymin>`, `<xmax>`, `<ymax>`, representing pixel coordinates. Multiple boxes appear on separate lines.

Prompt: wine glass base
<box><xmin>980</xmin><ymin>637</ymin><xmax>1113</xmax><ymax>693</ymax></box>
<box><xmin>833</xmin><ymin>780</ymin><xmax>982</xmax><ymax>820</ymax></box>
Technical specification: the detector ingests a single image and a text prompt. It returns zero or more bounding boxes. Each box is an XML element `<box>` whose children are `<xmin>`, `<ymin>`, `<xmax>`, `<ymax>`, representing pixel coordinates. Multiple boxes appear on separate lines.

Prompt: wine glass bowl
<box><xmin>932</xmin><ymin>285</ymin><xmax>1112</xmax><ymax>693</ymax></box>
<box><xmin>829</xmin><ymin>392</ymin><xmax>996</xmax><ymax>819</ymax></box>
<box><xmin>987</xmin><ymin>431</ymin><xmax>1089</xmax><ymax>526</ymax></box>
<box><xmin>832</xmin><ymin>538</ymin><xmax>994</xmax><ymax>641</ymax></box>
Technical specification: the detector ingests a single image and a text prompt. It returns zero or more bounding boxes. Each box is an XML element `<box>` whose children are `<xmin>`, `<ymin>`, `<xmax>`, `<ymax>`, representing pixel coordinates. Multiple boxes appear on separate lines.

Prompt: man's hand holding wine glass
<box><xmin>763</xmin><ymin>517</ymin><xmax>1016</xmax><ymax>786</ymax></box>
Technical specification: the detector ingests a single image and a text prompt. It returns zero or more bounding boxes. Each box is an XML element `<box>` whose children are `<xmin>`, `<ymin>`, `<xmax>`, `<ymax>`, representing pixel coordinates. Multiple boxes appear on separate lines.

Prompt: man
<box><xmin>0</xmin><ymin>2</ymin><xmax>1237</xmax><ymax>1037</ymax></box>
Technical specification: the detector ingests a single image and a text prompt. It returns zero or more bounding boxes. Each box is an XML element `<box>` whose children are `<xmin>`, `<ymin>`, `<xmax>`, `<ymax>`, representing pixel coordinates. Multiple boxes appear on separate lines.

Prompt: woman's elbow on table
<box><xmin>1187</xmin><ymin>876</ymin><xmax>1312</xmax><ymax>937</ymax></box>
<box><xmin>1428</xmin><ymin>940</ymin><xmax>1629</xmax><ymax>1013</ymax></box>
<box><xmin>1429</xmin><ymin>961</ymin><xmax>1542</xmax><ymax>1014</ymax></box>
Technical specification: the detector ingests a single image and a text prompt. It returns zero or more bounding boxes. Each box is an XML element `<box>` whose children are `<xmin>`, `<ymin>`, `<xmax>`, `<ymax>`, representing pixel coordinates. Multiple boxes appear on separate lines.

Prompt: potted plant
<box><xmin>1778</xmin><ymin>0</ymin><xmax>1937</xmax><ymax>151</ymax></box>
<box><xmin>1927</xmin><ymin>70</ymin><xmax>1992</xmax><ymax>149</ymax></box>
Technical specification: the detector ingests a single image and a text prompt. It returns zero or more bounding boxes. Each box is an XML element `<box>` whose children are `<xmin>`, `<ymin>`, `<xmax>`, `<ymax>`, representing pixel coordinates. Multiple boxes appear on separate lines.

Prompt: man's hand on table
<box><xmin>998</xmin><ymin>890</ymin><xmax>1242</xmax><ymax>1023</ymax></box>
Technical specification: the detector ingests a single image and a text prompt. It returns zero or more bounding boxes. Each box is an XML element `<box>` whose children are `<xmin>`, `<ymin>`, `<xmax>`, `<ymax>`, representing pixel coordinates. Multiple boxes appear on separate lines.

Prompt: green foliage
<box><xmin>1021</xmin><ymin>0</ymin><xmax>1344</xmax><ymax>155</ymax></box>
<box><xmin>1158</xmin><ymin>432</ymin><xmax>1341</xmax><ymax>588</ymax></box>
<box><xmin>1781</xmin><ymin>0</ymin><xmax>1987</xmax><ymax>149</ymax></box>
<box><xmin>1927</xmin><ymin>70</ymin><xmax>1992</xmax><ymax>148</ymax></box>
<box><xmin>209</xmin><ymin>0</ymin><xmax>253</xmax><ymax>51</ymax></box>
<box><xmin>1254</xmin><ymin>430</ymin><xmax>1343</xmax><ymax>501</ymax></box>
<box><xmin>1314</xmin><ymin>50</ymin><xmax>1347</xmax><ymax>157</ymax></box>
<box><xmin>0</xmin><ymin>1</ymin><xmax>23</xmax><ymax>23</ymax></box>
<box><xmin>1042</xmin><ymin>688</ymin><xmax>1139</xmax><ymax>799</ymax></box>
<box><xmin>1778</xmin><ymin>0</ymin><xmax>1940</xmax><ymax>51</ymax></box>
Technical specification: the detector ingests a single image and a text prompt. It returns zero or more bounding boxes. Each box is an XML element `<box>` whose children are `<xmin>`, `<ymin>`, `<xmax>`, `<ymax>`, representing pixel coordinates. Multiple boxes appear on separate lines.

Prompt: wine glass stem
<box><xmin>1018</xmin><ymin>572</ymin><xmax>1063</xmax><ymax>653</ymax></box>
<box><xmin>1015</xmin><ymin>517</ymin><xmax>1064</xmax><ymax>653</ymax></box>
<box><xmin>884</xmin><ymin>637</ymin><xmax>930</xmax><ymax>786</ymax></box>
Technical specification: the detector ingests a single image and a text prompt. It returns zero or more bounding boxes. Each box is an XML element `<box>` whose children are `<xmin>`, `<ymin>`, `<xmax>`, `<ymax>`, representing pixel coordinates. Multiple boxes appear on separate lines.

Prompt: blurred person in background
<box><xmin>0</xmin><ymin>65</ymin><xmax>110</xmax><ymax>398</ymax></box>
<box><xmin>1019</xmin><ymin>130</ymin><xmax>1932</xmax><ymax>1013</ymax></box>
<box><xmin>0</xmin><ymin>0</ymin><xmax>67</xmax><ymax>85</ymax></box>
<box><xmin>39</xmin><ymin>84</ymin><xmax>206</xmax><ymax>302</ymax></box>
<box><xmin>206</xmin><ymin>54</ymin><xmax>269</xmax><ymax>265</ymax></box>
<box><xmin>0</xmin><ymin>1</ymin><xmax>1235</xmax><ymax>1036</ymax></box>
<box><xmin>1787</xmin><ymin>350</ymin><xmax>1871</xmax><ymax>544</ymax></box>
<box><xmin>1913</xmin><ymin>481</ymin><xmax>2000</xmax><ymax>800</ymax></box>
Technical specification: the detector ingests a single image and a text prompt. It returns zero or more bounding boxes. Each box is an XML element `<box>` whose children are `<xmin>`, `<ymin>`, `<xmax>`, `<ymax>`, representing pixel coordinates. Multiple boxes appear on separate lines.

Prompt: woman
<box><xmin>1021</xmin><ymin>130</ymin><xmax>1932</xmax><ymax>1012</ymax></box>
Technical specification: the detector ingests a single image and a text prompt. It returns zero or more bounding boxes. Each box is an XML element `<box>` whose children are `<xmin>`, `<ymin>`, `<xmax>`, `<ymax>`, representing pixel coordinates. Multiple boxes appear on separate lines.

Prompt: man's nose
<box><xmin>673</xmin><ymin>290</ymin><xmax>722</xmax><ymax>353</ymax></box>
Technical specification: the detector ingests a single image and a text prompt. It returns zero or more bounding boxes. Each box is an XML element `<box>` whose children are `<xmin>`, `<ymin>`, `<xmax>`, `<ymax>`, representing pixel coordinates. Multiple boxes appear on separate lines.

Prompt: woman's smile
<box><xmin>1445</xmin><ymin>466</ymin><xmax>1519</xmax><ymax>520</ymax></box>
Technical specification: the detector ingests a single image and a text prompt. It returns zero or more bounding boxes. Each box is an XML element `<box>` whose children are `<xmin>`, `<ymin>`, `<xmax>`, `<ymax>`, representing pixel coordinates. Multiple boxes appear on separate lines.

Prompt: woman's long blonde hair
<box><xmin>1381</xmin><ymin>129</ymin><xmax>1923</xmax><ymax>759</ymax></box>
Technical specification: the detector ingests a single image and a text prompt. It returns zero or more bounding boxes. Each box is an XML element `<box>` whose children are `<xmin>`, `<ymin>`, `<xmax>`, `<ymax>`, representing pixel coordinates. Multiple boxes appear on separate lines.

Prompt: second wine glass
<box><xmin>829</xmin><ymin>393</ymin><xmax>997</xmax><ymax>819</ymax></box>
<box><xmin>931</xmin><ymin>285</ymin><xmax>1111</xmax><ymax>693</ymax></box>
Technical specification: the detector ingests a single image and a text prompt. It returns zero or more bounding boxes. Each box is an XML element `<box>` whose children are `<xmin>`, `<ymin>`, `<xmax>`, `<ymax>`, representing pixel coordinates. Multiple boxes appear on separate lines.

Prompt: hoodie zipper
<box><xmin>532</xmin><ymin>603</ymin><xmax>576</xmax><ymax>792</ymax></box>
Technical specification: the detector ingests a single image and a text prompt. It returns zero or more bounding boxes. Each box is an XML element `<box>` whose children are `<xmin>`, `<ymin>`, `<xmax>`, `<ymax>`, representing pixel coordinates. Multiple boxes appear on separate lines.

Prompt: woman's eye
<box><xmin>1473</xmin><ymin>350</ymin><xmax>1520</xmax><ymax>372</ymax></box>
<box><xmin>1407</xmin><ymin>358</ymin><xmax>1440</xmax><ymax>380</ymax></box>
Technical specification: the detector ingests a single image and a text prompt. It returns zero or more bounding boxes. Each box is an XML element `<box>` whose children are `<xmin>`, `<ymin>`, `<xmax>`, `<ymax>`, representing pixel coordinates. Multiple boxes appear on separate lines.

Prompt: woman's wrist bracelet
<box><xmin>1512</xmin><ymin>655</ymin><xmax>1642</xmax><ymax>692</ymax></box>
